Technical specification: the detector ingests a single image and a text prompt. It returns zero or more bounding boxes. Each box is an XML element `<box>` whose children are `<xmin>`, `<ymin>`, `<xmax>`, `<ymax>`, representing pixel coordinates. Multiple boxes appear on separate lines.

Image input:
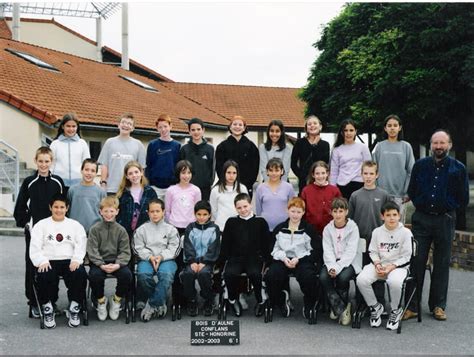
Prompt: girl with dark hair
<box><xmin>330</xmin><ymin>119</ymin><xmax>371</xmax><ymax>200</ymax></box>
<box><xmin>209</xmin><ymin>160</ymin><xmax>248</xmax><ymax>231</ymax></box>
<box><xmin>372</xmin><ymin>115</ymin><xmax>414</xmax><ymax>221</ymax></box>
<box><xmin>50</xmin><ymin>113</ymin><xmax>90</xmax><ymax>187</ymax></box>
<box><xmin>291</xmin><ymin>115</ymin><xmax>330</xmax><ymax>194</ymax></box>
<box><xmin>258</xmin><ymin>120</ymin><xmax>292</xmax><ymax>182</ymax></box>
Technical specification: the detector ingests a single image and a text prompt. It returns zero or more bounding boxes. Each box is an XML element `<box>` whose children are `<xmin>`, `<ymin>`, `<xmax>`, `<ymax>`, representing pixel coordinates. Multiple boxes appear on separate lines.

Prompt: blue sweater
<box><xmin>145</xmin><ymin>138</ymin><xmax>181</xmax><ymax>188</ymax></box>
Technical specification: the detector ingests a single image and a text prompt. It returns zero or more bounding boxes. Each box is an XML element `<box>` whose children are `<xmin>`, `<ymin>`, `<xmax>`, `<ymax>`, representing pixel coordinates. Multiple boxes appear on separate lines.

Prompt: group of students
<box><xmin>14</xmin><ymin>111</ymin><xmax>416</xmax><ymax>332</ymax></box>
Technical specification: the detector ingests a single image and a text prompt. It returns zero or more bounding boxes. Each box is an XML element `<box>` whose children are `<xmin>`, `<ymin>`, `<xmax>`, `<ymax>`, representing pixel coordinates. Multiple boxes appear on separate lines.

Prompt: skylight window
<box><xmin>6</xmin><ymin>48</ymin><xmax>59</xmax><ymax>72</ymax></box>
<box><xmin>119</xmin><ymin>75</ymin><xmax>158</xmax><ymax>92</ymax></box>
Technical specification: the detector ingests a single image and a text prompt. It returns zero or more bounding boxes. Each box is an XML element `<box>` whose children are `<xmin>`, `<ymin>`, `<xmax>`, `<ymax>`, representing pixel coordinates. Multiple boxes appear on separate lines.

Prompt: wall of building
<box><xmin>6</xmin><ymin>20</ymin><xmax>98</xmax><ymax>61</ymax></box>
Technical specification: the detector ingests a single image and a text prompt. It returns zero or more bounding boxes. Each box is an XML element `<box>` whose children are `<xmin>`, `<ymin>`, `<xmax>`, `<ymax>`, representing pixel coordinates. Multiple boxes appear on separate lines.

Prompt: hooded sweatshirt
<box><xmin>183</xmin><ymin>220</ymin><xmax>221</xmax><ymax>265</ymax></box>
<box><xmin>50</xmin><ymin>134</ymin><xmax>90</xmax><ymax>184</ymax></box>
<box><xmin>322</xmin><ymin>218</ymin><xmax>361</xmax><ymax>275</ymax></box>
<box><xmin>368</xmin><ymin>222</ymin><xmax>412</xmax><ymax>268</ymax></box>
<box><xmin>180</xmin><ymin>138</ymin><xmax>215</xmax><ymax>190</ymax></box>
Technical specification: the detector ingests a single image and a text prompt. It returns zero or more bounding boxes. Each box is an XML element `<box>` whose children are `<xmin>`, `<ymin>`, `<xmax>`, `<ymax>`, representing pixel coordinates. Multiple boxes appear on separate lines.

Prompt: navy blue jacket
<box><xmin>183</xmin><ymin>220</ymin><xmax>221</xmax><ymax>265</ymax></box>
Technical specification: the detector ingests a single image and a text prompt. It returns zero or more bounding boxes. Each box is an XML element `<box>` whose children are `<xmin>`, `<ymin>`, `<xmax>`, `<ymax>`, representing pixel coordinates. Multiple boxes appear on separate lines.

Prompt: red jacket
<box><xmin>301</xmin><ymin>183</ymin><xmax>342</xmax><ymax>235</ymax></box>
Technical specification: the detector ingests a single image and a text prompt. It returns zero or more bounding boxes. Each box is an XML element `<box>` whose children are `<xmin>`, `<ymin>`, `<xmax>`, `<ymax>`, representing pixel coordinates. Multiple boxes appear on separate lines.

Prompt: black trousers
<box><xmin>180</xmin><ymin>264</ymin><xmax>214</xmax><ymax>301</ymax></box>
<box><xmin>320</xmin><ymin>265</ymin><xmax>355</xmax><ymax>315</ymax></box>
<box><xmin>265</xmin><ymin>257</ymin><xmax>319</xmax><ymax>306</ymax></box>
<box><xmin>36</xmin><ymin>260</ymin><xmax>87</xmax><ymax>306</ymax></box>
<box><xmin>88</xmin><ymin>264</ymin><xmax>132</xmax><ymax>299</ymax></box>
<box><xmin>224</xmin><ymin>259</ymin><xmax>263</xmax><ymax>302</ymax></box>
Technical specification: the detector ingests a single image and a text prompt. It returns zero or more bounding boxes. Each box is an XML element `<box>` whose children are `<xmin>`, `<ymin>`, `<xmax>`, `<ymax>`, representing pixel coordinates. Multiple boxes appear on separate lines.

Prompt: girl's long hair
<box><xmin>215</xmin><ymin>160</ymin><xmax>242</xmax><ymax>194</ymax></box>
<box><xmin>264</xmin><ymin>119</ymin><xmax>286</xmax><ymax>151</ymax></box>
<box><xmin>382</xmin><ymin>114</ymin><xmax>404</xmax><ymax>141</ymax></box>
<box><xmin>334</xmin><ymin>119</ymin><xmax>357</xmax><ymax>148</ymax></box>
<box><xmin>116</xmin><ymin>160</ymin><xmax>148</xmax><ymax>198</ymax></box>
<box><xmin>306</xmin><ymin>160</ymin><xmax>329</xmax><ymax>185</ymax></box>
<box><xmin>55</xmin><ymin>113</ymin><xmax>82</xmax><ymax>139</ymax></box>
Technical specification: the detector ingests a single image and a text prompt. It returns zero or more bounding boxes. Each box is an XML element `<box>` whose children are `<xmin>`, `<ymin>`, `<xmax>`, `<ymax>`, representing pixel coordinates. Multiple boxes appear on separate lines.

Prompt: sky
<box><xmin>56</xmin><ymin>1</ymin><xmax>345</xmax><ymax>88</ymax></box>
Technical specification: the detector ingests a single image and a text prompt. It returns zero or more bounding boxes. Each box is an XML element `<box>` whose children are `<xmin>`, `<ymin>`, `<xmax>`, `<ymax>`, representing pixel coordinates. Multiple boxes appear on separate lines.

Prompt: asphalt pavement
<box><xmin>1</xmin><ymin>234</ymin><xmax>473</xmax><ymax>355</ymax></box>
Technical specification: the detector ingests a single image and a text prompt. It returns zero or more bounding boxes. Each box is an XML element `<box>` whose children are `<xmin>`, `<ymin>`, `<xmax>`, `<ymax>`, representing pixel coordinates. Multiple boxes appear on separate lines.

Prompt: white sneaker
<box><xmin>136</xmin><ymin>301</ymin><xmax>146</xmax><ymax>311</ymax></box>
<box><xmin>329</xmin><ymin>309</ymin><xmax>338</xmax><ymax>320</ymax></box>
<box><xmin>339</xmin><ymin>303</ymin><xmax>352</xmax><ymax>326</ymax></box>
<box><xmin>386</xmin><ymin>308</ymin><xmax>403</xmax><ymax>330</ymax></box>
<box><xmin>97</xmin><ymin>297</ymin><xmax>108</xmax><ymax>321</ymax></box>
<box><xmin>156</xmin><ymin>304</ymin><xmax>167</xmax><ymax>318</ymax></box>
<box><xmin>66</xmin><ymin>301</ymin><xmax>81</xmax><ymax>328</ymax></box>
<box><xmin>239</xmin><ymin>294</ymin><xmax>249</xmax><ymax>310</ymax></box>
<box><xmin>369</xmin><ymin>302</ymin><xmax>384</xmax><ymax>328</ymax></box>
<box><xmin>42</xmin><ymin>301</ymin><xmax>56</xmax><ymax>329</ymax></box>
<box><xmin>141</xmin><ymin>301</ymin><xmax>156</xmax><ymax>322</ymax></box>
<box><xmin>109</xmin><ymin>296</ymin><xmax>121</xmax><ymax>321</ymax></box>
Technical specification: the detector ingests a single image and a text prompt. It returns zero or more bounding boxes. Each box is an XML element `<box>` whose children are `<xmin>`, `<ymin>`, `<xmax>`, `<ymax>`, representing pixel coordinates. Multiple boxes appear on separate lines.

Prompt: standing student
<box><xmin>67</xmin><ymin>159</ymin><xmax>106</xmax><ymax>233</ymax></box>
<box><xmin>145</xmin><ymin>114</ymin><xmax>181</xmax><ymax>200</ymax></box>
<box><xmin>301</xmin><ymin>161</ymin><xmax>342</xmax><ymax>236</ymax></box>
<box><xmin>180</xmin><ymin>118</ymin><xmax>215</xmax><ymax>201</ymax></box>
<box><xmin>219</xmin><ymin>193</ymin><xmax>271</xmax><ymax>317</ymax></box>
<box><xmin>320</xmin><ymin>197</ymin><xmax>361</xmax><ymax>326</ymax></box>
<box><xmin>165</xmin><ymin>160</ymin><xmax>202</xmax><ymax>235</ymax></box>
<box><xmin>215</xmin><ymin>115</ymin><xmax>259</xmax><ymax>196</ymax></box>
<box><xmin>291</xmin><ymin>115</ymin><xmax>330</xmax><ymax>194</ymax></box>
<box><xmin>330</xmin><ymin>119</ymin><xmax>371</xmax><ymax>200</ymax></box>
<box><xmin>29</xmin><ymin>195</ymin><xmax>87</xmax><ymax>329</ymax></box>
<box><xmin>255</xmin><ymin>158</ymin><xmax>295</xmax><ymax>232</ymax></box>
<box><xmin>372</xmin><ymin>114</ymin><xmax>415</xmax><ymax>222</ymax></box>
<box><xmin>116</xmin><ymin>161</ymin><xmax>157</xmax><ymax>239</ymax></box>
<box><xmin>14</xmin><ymin>146</ymin><xmax>65</xmax><ymax>317</ymax></box>
<box><xmin>98</xmin><ymin>113</ymin><xmax>146</xmax><ymax>195</ymax></box>
<box><xmin>209</xmin><ymin>160</ymin><xmax>248</xmax><ymax>231</ymax></box>
<box><xmin>50</xmin><ymin>113</ymin><xmax>90</xmax><ymax>189</ymax></box>
<box><xmin>259</xmin><ymin>120</ymin><xmax>292</xmax><ymax>182</ymax></box>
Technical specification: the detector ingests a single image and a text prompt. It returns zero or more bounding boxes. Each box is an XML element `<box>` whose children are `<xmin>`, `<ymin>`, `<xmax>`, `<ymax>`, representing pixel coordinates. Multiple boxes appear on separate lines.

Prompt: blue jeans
<box><xmin>137</xmin><ymin>260</ymin><xmax>177</xmax><ymax>308</ymax></box>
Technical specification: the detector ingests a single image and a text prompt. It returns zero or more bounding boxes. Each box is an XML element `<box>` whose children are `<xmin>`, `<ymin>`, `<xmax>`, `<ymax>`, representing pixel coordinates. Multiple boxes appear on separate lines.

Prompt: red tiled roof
<box><xmin>162</xmin><ymin>82</ymin><xmax>306</xmax><ymax>129</ymax></box>
<box><xmin>0</xmin><ymin>19</ymin><xmax>12</xmax><ymax>39</ymax></box>
<box><xmin>0</xmin><ymin>38</ymin><xmax>229</xmax><ymax>132</ymax></box>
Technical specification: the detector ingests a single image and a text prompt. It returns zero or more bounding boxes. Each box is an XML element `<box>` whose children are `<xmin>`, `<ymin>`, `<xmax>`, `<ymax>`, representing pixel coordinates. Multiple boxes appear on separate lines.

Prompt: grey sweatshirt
<box><xmin>372</xmin><ymin>140</ymin><xmax>415</xmax><ymax>198</ymax></box>
<box><xmin>322</xmin><ymin>218</ymin><xmax>362</xmax><ymax>275</ymax></box>
<box><xmin>369</xmin><ymin>222</ymin><xmax>412</xmax><ymax>268</ymax></box>
<box><xmin>133</xmin><ymin>219</ymin><xmax>180</xmax><ymax>262</ymax></box>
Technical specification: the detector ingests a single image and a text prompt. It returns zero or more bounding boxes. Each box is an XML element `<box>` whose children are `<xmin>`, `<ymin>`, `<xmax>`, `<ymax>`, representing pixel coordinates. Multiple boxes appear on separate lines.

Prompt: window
<box><xmin>89</xmin><ymin>141</ymin><xmax>102</xmax><ymax>161</ymax></box>
<box><xmin>6</xmin><ymin>48</ymin><xmax>60</xmax><ymax>72</ymax></box>
<box><xmin>119</xmin><ymin>75</ymin><xmax>158</xmax><ymax>92</ymax></box>
<box><xmin>42</xmin><ymin>134</ymin><xmax>53</xmax><ymax>147</ymax></box>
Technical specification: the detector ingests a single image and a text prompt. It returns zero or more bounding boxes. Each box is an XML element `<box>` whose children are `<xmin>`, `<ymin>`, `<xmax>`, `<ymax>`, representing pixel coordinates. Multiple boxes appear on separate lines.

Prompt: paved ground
<box><xmin>1</xmin><ymin>234</ymin><xmax>474</xmax><ymax>355</ymax></box>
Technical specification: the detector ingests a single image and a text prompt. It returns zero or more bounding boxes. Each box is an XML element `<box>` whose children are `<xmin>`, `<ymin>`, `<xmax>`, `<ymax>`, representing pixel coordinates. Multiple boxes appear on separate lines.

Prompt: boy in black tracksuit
<box><xmin>218</xmin><ymin>193</ymin><xmax>271</xmax><ymax>317</ymax></box>
<box><xmin>13</xmin><ymin>147</ymin><xmax>65</xmax><ymax>315</ymax></box>
<box><xmin>180</xmin><ymin>118</ymin><xmax>215</xmax><ymax>201</ymax></box>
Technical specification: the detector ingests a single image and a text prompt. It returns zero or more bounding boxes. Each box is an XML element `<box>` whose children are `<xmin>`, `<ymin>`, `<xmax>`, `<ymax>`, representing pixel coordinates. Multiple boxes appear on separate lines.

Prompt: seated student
<box><xmin>356</xmin><ymin>201</ymin><xmax>413</xmax><ymax>331</ymax></box>
<box><xmin>180</xmin><ymin>201</ymin><xmax>221</xmax><ymax>317</ymax></box>
<box><xmin>133</xmin><ymin>198</ymin><xmax>180</xmax><ymax>322</ymax></box>
<box><xmin>29</xmin><ymin>194</ymin><xmax>87</xmax><ymax>329</ymax></box>
<box><xmin>87</xmin><ymin>196</ymin><xmax>132</xmax><ymax>321</ymax></box>
<box><xmin>320</xmin><ymin>197</ymin><xmax>361</xmax><ymax>326</ymax></box>
<box><xmin>219</xmin><ymin>193</ymin><xmax>271</xmax><ymax>317</ymax></box>
<box><xmin>265</xmin><ymin>197</ymin><xmax>321</xmax><ymax>319</ymax></box>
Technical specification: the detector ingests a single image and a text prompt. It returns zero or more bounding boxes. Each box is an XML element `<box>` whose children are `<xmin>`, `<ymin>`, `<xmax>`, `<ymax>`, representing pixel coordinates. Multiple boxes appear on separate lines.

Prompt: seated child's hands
<box><xmin>290</xmin><ymin>257</ymin><xmax>299</xmax><ymax>267</ymax></box>
<box><xmin>375</xmin><ymin>263</ymin><xmax>386</xmax><ymax>277</ymax></box>
<box><xmin>38</xmin><ymin>261</ymin><xmax>51</xmax><ymax>273</ymax></box>
<box><xmin>283</xmin><ymin>257</ymin><xmax>293</xmax><ymax>268</ymax></box>
<box><xmin>69</xmin><ymin>261</ymin><xmax>80</xmax><ymax>272</ymax></box>
<box><xmin>197</xmin><ymin>263</ymin><xmax>206</xmax><ymax>272</ymax></box>
<box><xmin>191</xmin><ymin>263</ymin><xmax>199</xmax><ymax>273</ymax></box>
<box><xmin>150</xmin><ymin>255</ymin><xmax>162</xmax><ymax>271</ymax></box>
<box><xmin>328</xmin><ymin>268</ymin><xmax>337</xmax><ymax>278</ymax></box>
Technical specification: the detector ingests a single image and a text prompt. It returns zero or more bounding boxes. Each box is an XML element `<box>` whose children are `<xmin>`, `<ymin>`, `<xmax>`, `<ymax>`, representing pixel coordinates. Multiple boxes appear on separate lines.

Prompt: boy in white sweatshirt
<box><xmin>356</xmin><ymin>201</ymin><xmax>412</xmax><ymax>331</ymax></box>
<box><xmin>29</xmin><ymin>194</ymin><xmax>87</xmax><ymax>329</ymax></box>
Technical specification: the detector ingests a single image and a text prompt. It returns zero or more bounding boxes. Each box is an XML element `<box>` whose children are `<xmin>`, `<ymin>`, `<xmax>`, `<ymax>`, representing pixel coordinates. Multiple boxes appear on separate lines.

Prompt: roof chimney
<box><xmin>121</xmin><ymin>2</ymin><xmax>129</xmax><ymax>70</ymax></box>
<box><xmin>12</xmin><ymin>2</ymin><xmax>20</xmax><ymax>41</ymax></box>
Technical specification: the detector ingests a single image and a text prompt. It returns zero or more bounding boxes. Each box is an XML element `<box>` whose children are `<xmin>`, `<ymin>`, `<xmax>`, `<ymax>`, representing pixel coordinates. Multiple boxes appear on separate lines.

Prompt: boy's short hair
<box><xmin>194</xmin><ymin>200</ymin><xmax>211</xmax><ymax>214</ymax></box>
<box><xmin>228</xmin><ymin>115</ymin><xmax>248</xmax><ymax>134</ymax></box>
<box><xmin>175</xmin><ymin>160</ymin><xmax>193</xmax><ymax>179</ymax></box>
<box><xmin>81</xmin><ymin>158</ymin><xmax>97</xmax><ymax>171</ymax></box>
<box><xmin>120</xmin><ymin>113</ymin><xmax>134</xmax><ymax>123</ymax></box>
<box><xmin>156</xmin><ymin>114</ymin><xmax>172</xmax><ymax>126</ymax></box>
<box><xmin>100</xmin><ymin>196</ymin><xmax>119</xmax><ymax>210</ymax></box>
<box><xmin>187</xmin><ymin>117</ymin><xmax>204</xmax><ymax>129</ymax></box>
<box><xmin>361</xmin><ymin>160</ymin><xmax>378</xmax><ymax>174</ymax></box>
<box><xmin>331</xmin><ymin>197</ymin><xmax>349</xmax><ymax>210</ymax></box>
<box><xmin>234</xmin><ymin>192</ymin><xmax>251</xmax><ymax>205</ymax></box>
<box><xmin>288</xmin><ymin>197</ymin><xmax>305</xmax><ymax>211</ymax></box>
<box><xmin>381</xmin><ymin>200</ymin><xmax>400</xmax><ymax>214</ymax></box>
<box><xmin>148</xmin><ymin>198</ymin><xmax>165</xmax><ymax>210</ymax></box>
<box><xmin>49</xmin><ymin>193</ymin><xmax>68</xmax><ymax>207</ymax></box>
<box><xmin>35</xmin><ymin>146</ymin><xmax>53</xmax><ymax>160</ymax></box>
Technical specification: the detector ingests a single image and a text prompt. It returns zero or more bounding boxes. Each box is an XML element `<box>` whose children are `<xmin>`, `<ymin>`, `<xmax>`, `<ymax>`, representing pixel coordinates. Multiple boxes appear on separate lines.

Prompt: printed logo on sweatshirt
<box><xmin>201</xmin><ymin>155</ymin><xmax>208</xmax><ymax>160</ymax></box>
<box><xmin>379</xmin><ymin>242</ymin><xmax>400</xmax><ymax>252</ymax></box>
<box><xmin>374</xmin><ymin>198</ymin><xmax>381</xmax><ymax>202</ymax></box>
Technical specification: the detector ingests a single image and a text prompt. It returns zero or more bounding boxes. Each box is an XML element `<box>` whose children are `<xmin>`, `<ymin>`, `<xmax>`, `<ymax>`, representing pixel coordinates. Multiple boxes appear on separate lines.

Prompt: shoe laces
<box><xmin>389</xmin><ymin>309</ymin><xmax>401</xmax><ymax>324</ymax></box>
<box><xmin>370</xmin><ymin>304</ymin><xmax>382</xmax><ymax>319</ymax></box>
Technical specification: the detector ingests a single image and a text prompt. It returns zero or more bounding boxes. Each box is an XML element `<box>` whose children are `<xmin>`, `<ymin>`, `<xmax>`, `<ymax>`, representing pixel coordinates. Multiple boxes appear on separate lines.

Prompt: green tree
<box><xmin>300</xmin><ymin>3</ymin><xmax>474</xmax><ymax>162</ymax></box>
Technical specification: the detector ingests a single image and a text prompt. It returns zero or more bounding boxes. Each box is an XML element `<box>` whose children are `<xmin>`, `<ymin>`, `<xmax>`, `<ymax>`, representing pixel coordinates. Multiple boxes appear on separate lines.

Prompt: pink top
<box><xmin>165</xmin><ymin>184</ymin><xmax>202</xmax><ymax>229</ymax></box>
<box><xmin>330</xmin><ymin>142</ymin><xmax>371</xmax><ymax>186</ymax></box>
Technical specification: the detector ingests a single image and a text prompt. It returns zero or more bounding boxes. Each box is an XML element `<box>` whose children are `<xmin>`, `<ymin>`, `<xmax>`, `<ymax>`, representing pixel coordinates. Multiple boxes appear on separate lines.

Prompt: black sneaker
<box><xmin>30</xmin><ymin>305</ymin><xmax>40</xmax><ymax>318</ymax></box>
<box><xmin>187</xmin><ymin>300</ymin><xmax>198</xmax><ymax>317</ymax></box>
<box><xmin>254</xmin><ymin>302</ymin><xmax>265</xmax><ymax>317</ymax></box>
<box><xmin>279</xmin><ymin>290</ymin><xmax>290</xmax><ymax>318</ymax></box>
<box><xmin>229</xmin><ymin>299</ymin><xmax>242</xmax><ymax>317</ymax></box>
<box><xmin>203</xmin><ymin>299</ymin><xmax>214</xmax><ymax>317</ymax></box>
